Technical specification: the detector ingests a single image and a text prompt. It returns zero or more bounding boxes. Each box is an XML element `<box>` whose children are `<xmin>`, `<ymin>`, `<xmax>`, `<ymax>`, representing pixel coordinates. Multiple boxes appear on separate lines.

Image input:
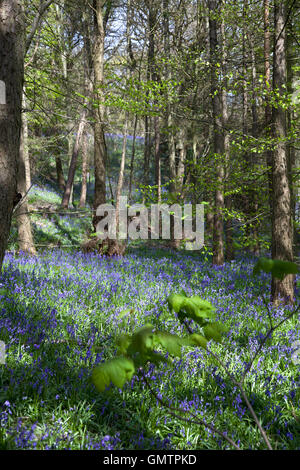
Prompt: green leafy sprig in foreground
<box><xmin>92</xmin><ymin>292</ymin><xmax>223</xmax><ymax>393</ymax></box>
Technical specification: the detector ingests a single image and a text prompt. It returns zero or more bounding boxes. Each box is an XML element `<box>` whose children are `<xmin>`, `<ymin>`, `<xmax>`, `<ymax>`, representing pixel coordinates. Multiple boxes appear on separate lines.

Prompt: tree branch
<box><xmin>25</xmin><ymin>0</ymin><xmax>55</xmax><ymax>55</ymax></box>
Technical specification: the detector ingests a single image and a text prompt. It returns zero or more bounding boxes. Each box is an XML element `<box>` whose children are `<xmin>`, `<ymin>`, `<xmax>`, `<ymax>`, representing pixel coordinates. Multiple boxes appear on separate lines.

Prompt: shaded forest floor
<box><xmin>9</xmin><ymin>181</ymin><xmax>93</xmax><ymax>251</ymax></box>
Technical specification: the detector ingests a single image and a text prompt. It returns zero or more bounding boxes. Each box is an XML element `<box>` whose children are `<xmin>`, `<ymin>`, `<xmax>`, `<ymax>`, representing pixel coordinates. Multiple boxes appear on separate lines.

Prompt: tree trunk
<box><xmin>79</xmin><ymin>129</ymin><xmax>89</xmax><ymax>208</ymax></box>
<box><xmin>242</xmin><ymin>0</ymin><xmax>251</xmax><ymax>245</ymax></box>
<box><xmin>264</xmin><ymin>0</ymin><xmax>273</xmax><ymax>252</ymax></box>
<box><xmin>61</xmin><ymin>109</ymin><xmax>87</xmax><ymax>209</ymax></box>
<box><xmin>15</xmin><ymin>89</ymin><xmax>36</xmax><ymax>255</ymax></box>
<box><xmin>163</xmin><ymin>0</ymin><xmax>176</xmax><ymax>191</ymax></box>
<box><xmin>67</xmin><ymin>128</ymin><xmax>74</xmax><ymax>207</ymax></box>
<box><xmin>242</xmin><ymin>0</ymin><xmax>248</xmax><ymax>139</ymax></box>
<box><xmin>154</xmin><ymin>116</ymin><xmax>161</xmax><ymax>203</ymax></box>
<box><xmin>22</xmin><ymin>91</ymin><xmax>31</xmax><ymax>191</ymax></box>
<box><xmin>56</xmin><ymin>156</ymin><xmax>65</xmax><ymax>191</ymax></box>
<box><xmin>271</xmin><ymin>0</ymin><xmax>294</xmax><ymax>304</ymax></box>
<box><xmin>143</xmin><ymin>115</ymin><xmax>151</xmax><ymax>191</ymax></box>
<box><xmin>55</xmin><ymin>2</ymin><xmax>68</xmax><ymax>192</ymax></box>
<box><xmin>250</xmin><ymin>36</ymin><xmax>260</xmax><ymax>256</ymax></box>
<box><xmin>128</xmin><ymin>114</ymin><xmax>138</xmax><ymax>203</ymax></box>
<box><xmin>0</xmin><ymin>0</ymin><xmax>25</xmax><ymax>270</ymax></box>
<box><xmin>220</xmin><ymin>9</ymin><xmax>233</xmax><ymax>262</ymax></box>
<box><xmin>148</xmin><ymin>1</ymin><xmax>161</xmax><ymax>203</ymax></box>
<box><xmin>115</xmin><ymin>113</ymin><xmax>128</xmax><ymax>234</ymax></box>
<box><xmin>114</xmin><ymin>0</ymin><xmax>132</xmax><ymax>250</ymax></box>
<box><xmin>286</xmin><ymin>28</ymin><xmax>296</xmax><ymax>257</ymax></box>
<box><xmin>209</xmin><ymin>0</ymin><xmax>224</xmax><ymax>265</ymax></box>
<box><xmin>16</xmin><ymin>121</ymin><xmax>36</xmax><ymax>255</ymax></box>
<box><xmin>93</xmin><ymin>0</ymin><xmax>107</xmax><ymax>230</ymax></box>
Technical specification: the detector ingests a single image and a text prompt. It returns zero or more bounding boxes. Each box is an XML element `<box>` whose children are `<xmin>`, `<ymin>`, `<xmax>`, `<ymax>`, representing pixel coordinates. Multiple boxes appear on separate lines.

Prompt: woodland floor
<box><xmin>0</xmin><ymin>182</ymin><xmax>299</xmax><ymax>450</ymax></box>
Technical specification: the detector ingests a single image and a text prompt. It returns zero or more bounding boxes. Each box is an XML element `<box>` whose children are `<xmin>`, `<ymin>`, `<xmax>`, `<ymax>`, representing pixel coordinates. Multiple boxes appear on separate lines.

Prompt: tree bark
<box><xmin>79</xmin><ymin>129</ymin><xmax>89</xmax><ymax>208</ymax></box>
<box><xmin>220</xmin><ymin>9</ymin><xmax>233</xmax><ymax>262</ymax></box>
<box><xmin>250</xmin><ymin>35</ymin><xmax>260</xmax><ymax>256</ymax></box>
<box><xmin>15</xmin><ymin>119</ymin><xmax>36</xmax><ymax>255</ymax></box>
<box><xmin>0</xmin><ymin>0</ymin><xmax>25</xmax><ymax>269</ymax></box>
<box><xmin>271</xmin><ymin>0</ymin><xmax>294</xmax><ymax>304</ymax></box>
<box><xmin>143</xmin><ymin>115</ymin><xmax>151</xmax><ymax>191</ymax></box>
<box><xmin>22</xmin><ymin>92</ymin><xmax>31</xmax><ymax>192</ymax></box>
<box><xmin>61</xmin><ymin>109</ymin><xmax>87</xmax><ymax>209</ymax></box>
<box><xmin>286</xmin><ymin>28</ymin><xmax>296</xmax><ymax>257</ymax></box>
<box><xmin>209</xmin><ymin>0</ymin><xmax>224</xmax><ymax>265</ymax></box>
<box><xmin>242</xmin><ymin>0</ymin><xmax>248</xmax><ymax>139</ymax></box>
<box><xmin>264</xmin><ymin>0</ymin><xmax>273</xmax><ymax>252</ymax></box>
<box><xmin>56</xmin><ymin>156</ymin><xmax>65</xmax><ymax>191</ymax></box>
<box><xmin>148</xmin><ymin>0</ymin><xmax>161</xmax><ymax>203</ymax></box>
<box><xmin>115</xmin><ymin>113</ymin><xmax>129</xmax><ymax>235</ymax></box>
<box><xmin>128</xmin><ymin>114</ymin><xmax>138</xmax><ymax>203</ymax></box>
<box><xmin>154</xmin><ymin>116</ymin><xmax>161</xmax><ymax>203</ymax></box>
<box><xmin>54</xmin><ymin>2</ymin><xmax>67</xmax><ymax>192</ymax></box>
<box><xmin>93</xmin><ymin>0</ymin><xmax>107</xmax><ymax>230</ymax></box>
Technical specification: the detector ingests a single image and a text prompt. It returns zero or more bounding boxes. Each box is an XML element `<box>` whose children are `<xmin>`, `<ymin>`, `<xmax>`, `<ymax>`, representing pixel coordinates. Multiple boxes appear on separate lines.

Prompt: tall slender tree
<box><xmin>264</xmin><ymin>0</ymin><xmax>273</xmax><ymax>245</ymax></box>
<box><xmin>209</xmin><ymin>0</ymin><xmax>225</xmax><ymax>265</ymax></box>
<box><xmin>271</xmin><ymin>0</ymin><xmax>295</xmax><ymax>304</ymax></box>
<box><xmin>92</xmin><ymin>0</ymin><xmax>109</xmax><ymax>230</ymax></box>
<box><xmin>79</xmin><ymin>129</ymin><xmax>89</xmax><ymax>208</ymax></box>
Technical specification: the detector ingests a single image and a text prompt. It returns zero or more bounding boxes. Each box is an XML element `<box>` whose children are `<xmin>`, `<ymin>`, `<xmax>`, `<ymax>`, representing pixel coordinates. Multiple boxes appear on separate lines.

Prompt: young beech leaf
<box><xmin>141</xmin><ymin>351</ymin><xmax>169</xmax><ymax>367</ymax></box>
<box><xmin>155</xmin><ymin>331</ymin><xmax>184</xmax><ymax>357</ymax></box>
<box><xmin>92</xmin><ymin>357</ymin><xmax>135</xmax><ymax>392</ymax></box>
<box><xmin>203</xmin><ymin>324</ymin><xmax>222</xmax><ymax>343</ymax></box>
<box><xmin>253</xmin><ymin>257</ymin><xmax>274</xmax><ymax>276</ymax></box>
<box><xmin>188</xmin><ymin>296</ymin><xmax>216</xmax><ymax>317</ymax></box>
<box><xmin>167</xmin><ymin>293</ymin><xmax>185</xmax><ymax>313</ymax></box>
<box><xmin>184</xmin><ymin>333</ymin><xmax>208</xmax><ymax>349</ymax></box>
<box><xmin>179</xmin><ymin>297</ymin><xmax>215</xmax><ymax>325</ymax></box>
<box><xmin>127</xmin><ymin>325</ymin><xmax>155</xmax><ymax>355</ymax></box>
<box><xmin>271</xmin><ymin>260</ymin><xmax>299</xmax><ymax>280</ymax></box>
<box><xmin>253</xmin><ymin>257</ymin><xmax>299</xmax><ymax>280</ymax></box>
<box><xmin>116</xmin><ymin>334</ymin><xmax>132</xmax><ymax>355</ymax></box>
<box><xmin>210</xmin><ymin>322</ymin><xmax>227</xmax><ymax>335</ymax></box>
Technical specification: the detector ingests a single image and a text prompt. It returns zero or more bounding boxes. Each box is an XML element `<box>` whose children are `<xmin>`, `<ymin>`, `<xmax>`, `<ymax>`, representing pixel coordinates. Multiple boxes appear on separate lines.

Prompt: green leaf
<box><xmin>203</xmin><ymin>324</ymin><xmax>222</xmax><ymax>343</ymax></box>
<box><xmin>127</xmin><ymin>325</ymin><xmax>155</xmax><ymax>355</ymax></box>
<box><xmin>183</xmin><ymin>333</ymin><xmax>208</xmax><ymax>349</ymax></box>
<box><xmin>188</xmin><ymin>296</ymin><xmax>216</xmax><ymax>316</ymax></box>
<box><xmin>253</xmin><ymin>257</ymin><xmax>298</xmax><ymax>280</ymax></box>
<box><xmin>92</xmin><ymin>357</ymin><xmax>135</xmax><ymax>392</ymax></box>
<box><xmin>167</xmin><ymin>293</ymin><xmax>186</xmax><ymax>313</ymax></box>
<box><xmin>141</xmin><ymin>351</ymin><xmax>169</xmax><ymax>367</ymax></box>
<box><xmin>253</xmin><ymin>257</ymin><xmax>274</xmax><ymax>276</ymax></box>
<box><xmin>116</xmin><ymin>334</ymin><xmax>132</xmax><ymax>355</ymax></box>
<box><xmin>155</xmin><ymin>331</ymin><xmax>184</xmax><ymax>357</ymax></box>
<box><xmin>271</xmin><ymin>260</ymin><xmax>299</xmax><ymax>280</ymax></box>
<box><xmin>179</xmin><ymin>296</ymin><xmax>215</xmax><ymax>326</ymax></box>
